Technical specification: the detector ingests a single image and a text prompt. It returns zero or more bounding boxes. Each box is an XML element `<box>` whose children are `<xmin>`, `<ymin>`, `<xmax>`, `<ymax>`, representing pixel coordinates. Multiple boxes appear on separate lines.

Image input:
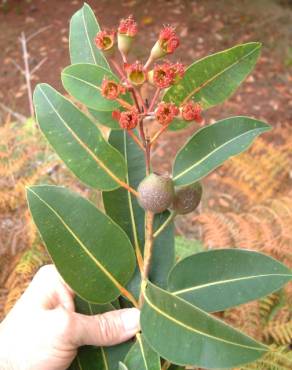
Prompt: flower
<box><xmin>155</xmin><ymin>102</ymin><xmax>179</xmax><ymax>126</ymax></box>
<box><xmin>118</xmin><ymin>15</ymin><xmax>138</xmax><ymax>37</ymax></box>
<box><xmin>113</xmin><ymin>108</ymin><xmax>139</xmax><ymax>130</ymax></box>
<box><xmin>94</xmin><ymin>30</ymin><xmax>115</xmax><ymax>51</ymax></box>
<box><xmin>181</xmin><ymin>101</ymin><xmax>202</xmax><ymax>123</ymax></box>
<box><xmin>101</xmin><ymin>79</ymin><xmax>126</xmax><ymax>100</ymax></box>
<box><xmin>148</xmin><ymin>62</ymin><xmax>185</xmax><ymax>88</ymax></box>
<box><xmin>169</xmin><ymin>62</ymin><xmax>185</xmax><ymax>84</ymax></box>
<box><xmin>159</xmin><ymin>26</ymin><xmax>180</xmax><ymax>53</ymax></box>
<box><xmin>117</xmin><ymin>15</ymin><xmax>137</xmax><ymax>55</ymax></box>
<box><xmin>149</xmin><ymin>26</ymin><xmax>179</xmax><ymax>61</ymax></box>
<box><xmin>126</xmin><ymin>61</ymin><xmax>146</xmax><ymax>86</ymax></box>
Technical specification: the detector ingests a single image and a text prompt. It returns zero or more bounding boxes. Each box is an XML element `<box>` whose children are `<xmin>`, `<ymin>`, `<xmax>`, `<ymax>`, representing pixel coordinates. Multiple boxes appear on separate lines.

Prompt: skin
<box><xmin>0</xmin><ymin>265</ymin><xmax>140</xmax><ymax>370</ymax></box>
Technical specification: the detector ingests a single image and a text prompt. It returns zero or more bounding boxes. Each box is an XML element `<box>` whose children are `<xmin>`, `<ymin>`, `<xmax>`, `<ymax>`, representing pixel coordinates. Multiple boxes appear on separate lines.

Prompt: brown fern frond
<box><xmin>239</xmin><ymin>345</ymin><xmax>292</xmax><ymax>370</ymax></box>
<box><xmin>263</xmin><ymin>320</ymin><xmax>292</xmax><ymax>345</ymax></box>
<box><xmin>3</xmin><ymin>245</ymin><xmax>50</xmax><ymax>317</ymax></box>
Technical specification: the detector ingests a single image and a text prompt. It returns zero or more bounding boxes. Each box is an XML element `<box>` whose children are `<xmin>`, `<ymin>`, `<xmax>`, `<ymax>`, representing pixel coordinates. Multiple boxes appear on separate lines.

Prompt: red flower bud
<box><xmin>181</xmin><ymin>101</ymin><xmax>202</xmax><ymax>123</ymax></box>
<box><xmin>101</xmin><ymin>79</ymin><xmax>126</xmax><ymax>100</ymax></box>
<box><xmin>118</xmin><ymin>15</ymin><xmax>137</xmax><ymax>55</ymax></box>
<box><xmin>113</xmin><ymin>108</ymin><xmax>139</xmax><ymax>130</ymax></box>
<box><xmin>126</xmin><ymin>61</ymin><xmax>146</xmax><ymax>86</ymax></box>
<box><xmin>118</xmin><ymin>15</ymin><xmax>138</xmax><ymax>37</ymax></box>
<box><xmin>155</xmin><ymin>102</ymin><xmax>179</xmax><ymax>126</ymax></box>
<box><xmin>149</xmin><ymin>26</ymin><xmax>179</xmax><ymax>62</ymax></box>
<box><xmin>94</xmin><ymin>30</ymin><xmax>115</xmax><ymax>51</ymax></box>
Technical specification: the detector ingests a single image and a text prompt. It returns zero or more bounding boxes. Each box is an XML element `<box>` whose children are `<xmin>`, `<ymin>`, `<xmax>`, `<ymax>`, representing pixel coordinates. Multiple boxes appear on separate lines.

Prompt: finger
<box><xmin>72</xmin><ymin>308</ymin><xmax>140</xmax><ymax>347</ymax></box>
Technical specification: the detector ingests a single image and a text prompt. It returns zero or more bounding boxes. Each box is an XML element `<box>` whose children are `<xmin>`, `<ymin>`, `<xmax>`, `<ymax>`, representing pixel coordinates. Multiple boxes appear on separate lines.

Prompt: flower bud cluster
<box><xmin>94</xmin><ymin>15</ymin><xmax>203</xmax><ymax>131</ymax></box>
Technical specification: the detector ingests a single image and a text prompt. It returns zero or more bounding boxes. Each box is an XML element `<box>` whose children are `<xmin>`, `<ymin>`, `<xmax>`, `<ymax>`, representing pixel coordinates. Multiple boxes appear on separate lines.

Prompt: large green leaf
<box><xmin>27</xmin><ymin>185</ymin><xmax>136</xmax><ymax>304</ymax></box>
<box><xmin>62</xmin><ymin>63</ymin><xmax>130</xmax><ymax>111</ymax></box>
<box><xmin>124</xmin><ymin>333</ymin><xmax>161</xmax><ymax>370</ymax></box>
<box><xmin>163</xmin><ymin>42</ymin><xmax>261</xmax><ymax>109</ymax></box>
<box><xmin>168</xmin><ymin>249</ymin><xmax>292</xmax><ymax>312</ymax></box>
<box><xmin>141</xmin><ymin>282</ymin><xmax>267</xmax><ymax>368</ymax></box>
<box><xmin>68</xmin><ymin>296</ymin><xmax>114</xmax><ymax>370</ymax></box>
<box><xmin>173</xmin><ymin>117</ymin><xmax>271</xmax><ymax>186</ymax></box>
<box><xmin>103</xmin><ymin>131</ymin><xmax>175</xmax><ymax>296</ymax></box>
<box><xmin>33</xmin><ymin>83</ymin><xmax>126</xmax><ymax>191</ymax></box>
<box><xmin>69</xmin><ymin>3</ymin><xmax>109</xmax><ymax>69</ymax></box>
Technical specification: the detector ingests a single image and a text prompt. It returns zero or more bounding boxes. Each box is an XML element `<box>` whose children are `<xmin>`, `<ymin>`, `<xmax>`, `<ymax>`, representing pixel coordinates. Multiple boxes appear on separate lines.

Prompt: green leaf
<box><xmin>89</xmin><ymin>109</ymin><xmax>121</xmax><ymax>130</ymax></box>
<box><xmin>175</xmin><ymin>236</ymin><xmax>204</xmax><ymax>261</ymax></box>
<box><xmin>173</xmin><ymin>117</ymin><xmax>271</xmax><ymax>186</ymax></box>
<box><xmin>168</xmin><ymin>249</ymin><xmax>292</xmax><ymax>312</ymax></box>
<box><xmin>105</xmin><ymin>342</ymin><xmax>133</xmax><ymax>370</ymax></box>
<box><xmin>69</xmin><ymin>3</ymin><xmax>110</xmax><ymax>69</ymax></box>
<box><xmin>62</xmin><ymin>63</ymin><xmax>131</xmax><ymax>111</ymax></box>
<box><xmin>124</xmin><ymin>333</ymin><xmax>161</xmax><ymax>370</ymax></box>
<box><xmin>163</xmin><ymin>42</ymin><xmax>261</xmax><ymax>109</ymax></box>
<box><xmin>141</xmin><ymin>282</ymin><xmax>267</xmax><ymax>368</ymax></box>
<box><xmin>68</xmin><ymin>296</ymin><xmax>114</xmax><ymax>370</ymax></box>
<box><xmin>33</xmin><ymin>83</ymin><xmax>126</xmax><ymax>191</ymax></box>
<box><xmin>27</xmin><ymin>185</ymin><xmax>136</xmax><ymax>304</ymax></box>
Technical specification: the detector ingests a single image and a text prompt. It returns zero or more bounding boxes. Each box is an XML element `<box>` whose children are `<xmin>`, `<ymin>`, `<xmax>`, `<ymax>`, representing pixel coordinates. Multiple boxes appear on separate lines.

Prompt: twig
<box><xmin>148</xmin><ymin>88</ymin><xmax>160</xmax><ymax>113</ymax></box>
<box><xmin>26</xmin><ymin>25</ymin><xmax>52</xmax><ymax>43</ymax></box>
<box><xmin>110</xmin><ymin>58</ymin><xmax>126</xmax><ymax>79</ymax></box>
<box><xmin>31</xmin><ymin>57</ymin><xmax>48</xmax><ymax>75</ymax></box>
<box><xmin>20</xmin><ymin>32</ymin><xmax>34</xmax><ymax>117</ymax></box>
<box><xmin>10</xmin><ymin>59</ymin><xmax>24</xmax><ymax>75</ymax></box>
<box><xmin>130</xmin><ymin>87</ymin><xmax>141</xmax><ymax>112</ymax></box>
<box><xmin>141</xmin><ymin>211</ymin><xmax>155</xmax><ymax>284</ymax></box>
<box><xmin>0</xmin><ymin>103</ymin><xmax>27</xmax><ymax>123</ymax></box>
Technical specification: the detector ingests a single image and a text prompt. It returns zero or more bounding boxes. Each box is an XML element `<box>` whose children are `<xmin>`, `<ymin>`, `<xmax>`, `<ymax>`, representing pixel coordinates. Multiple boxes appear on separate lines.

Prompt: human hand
<box><xmin>0</xmin><ymin>265</ymin><xmax>140</xmax><ymax>370</ymax></box>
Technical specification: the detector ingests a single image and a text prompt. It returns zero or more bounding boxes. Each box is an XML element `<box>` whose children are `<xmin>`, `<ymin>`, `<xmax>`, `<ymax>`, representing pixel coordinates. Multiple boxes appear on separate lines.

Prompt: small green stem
<box><xmin>153</xmin><ymin>211</ymin><xmax>176</xmax><ymax>238</ymax></box>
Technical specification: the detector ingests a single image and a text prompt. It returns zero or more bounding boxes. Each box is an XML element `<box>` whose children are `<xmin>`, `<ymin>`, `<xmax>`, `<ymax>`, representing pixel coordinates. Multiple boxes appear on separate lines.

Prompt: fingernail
<box><xmin>120</xmin><ymin>308</ymin><xmax>140</xmax><ymax>333</ymax></box>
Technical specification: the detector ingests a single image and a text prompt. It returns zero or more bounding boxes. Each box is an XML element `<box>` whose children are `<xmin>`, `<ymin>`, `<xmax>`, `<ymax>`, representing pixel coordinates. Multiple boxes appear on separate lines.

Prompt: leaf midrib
<box><xmin>173</xmin><ymin>273</ymin><xmax>292</xmax><ymax>296</ymax></box>
<box><xmin>137</xmin><ymin>334</ymin><xmax>148</xmax><ymax>370</ymax></box>
<box><xmin>179</xmin><ymin>44</ymin><xmax>260</xmax><ymax>106</ymax></box>
<box><xmin>144</xmin><ymin>287</ymin><xmax>266</xmax><ymax>351</ymax></box>
<box><xmin>37</xmin><ymin>86</ymin><xmax>124</xmax><ymax>185</ymax></box>
<box><xmin>28</xmin><ymin>187</ymin><xmax>126</xmax><ymax>295</ymax></box>
<box><xmin>82</xmin><ymin>6</ymin><xmax>97</xmax><ymax>65</ymax></box>
<box><xmin>173</xmin><ymin>126</ymin><xmax>267</xmax><ymax>182</ymax></box>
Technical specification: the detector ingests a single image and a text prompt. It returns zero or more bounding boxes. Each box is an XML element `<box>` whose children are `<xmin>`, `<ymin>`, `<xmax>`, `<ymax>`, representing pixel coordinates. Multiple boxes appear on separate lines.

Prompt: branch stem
<box><xmin>148</xmin><ymin>88</ymin><xmax>160</xmax><ymax>113</ymax></box>
<box><xmin>110</xmin><ymin>58</ymin><xmax>126</xmax><ymax>79</ymax></box>
<box><xmin>143</xmin><ymin>211</ymin><xmax>155</xmax><ymax>280</ymax></box>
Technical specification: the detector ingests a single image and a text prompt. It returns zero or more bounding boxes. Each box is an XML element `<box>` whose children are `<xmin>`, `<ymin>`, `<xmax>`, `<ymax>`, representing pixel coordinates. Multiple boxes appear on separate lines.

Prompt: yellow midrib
<box><xmin>28</xmin><ymin>188</ymin><xmax>125</xmax><ymax>295</ymax></box>
<box><xmin>144</xmin><ymin>288</ymin><xmax>267</xmax><ymax>351</ymax></box>
<box><xmin>81</xmin><ymin>8</ymin><xmax>97</xmax><ymax>65</ymax></box>
<box><xmin>38</xmin><ymin>86</ymin><xmax>124</xmax><ymax>186</ymax></box>
<box><xmin>173</xmin><ymin>273</ymin><xmax>292</xmax><ymax>296</ymax></box>
<box><xmin>179</xmin><ymin>45</ymin><xmax>261</xmax><ymax>106</ymax></box>
<box><xmin>173</xmin><ymin>127</ymin><xmax>264</xmax><ymax>182</ymax></box>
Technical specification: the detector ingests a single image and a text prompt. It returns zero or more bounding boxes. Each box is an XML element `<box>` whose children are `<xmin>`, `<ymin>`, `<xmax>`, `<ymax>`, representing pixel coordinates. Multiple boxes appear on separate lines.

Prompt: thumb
<box><xmin>72</xmin><ymin>308</ymin><xmax>140</xmax><ymax>347</ymax></box>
